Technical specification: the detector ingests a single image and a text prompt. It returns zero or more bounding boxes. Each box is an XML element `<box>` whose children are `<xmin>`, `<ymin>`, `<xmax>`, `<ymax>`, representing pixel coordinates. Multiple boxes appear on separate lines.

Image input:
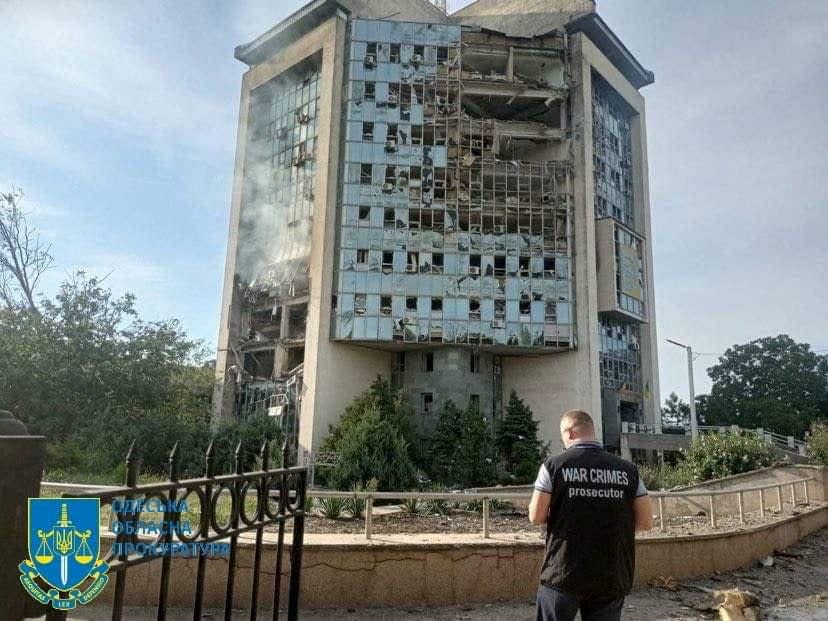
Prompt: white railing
<box><xmin>40</xmin><ymin>476</ymin><xmax>817</xmax><ymax>540</ymax></box>
<box><xmin>622</xmin><ymin>422</ymin><xmax>808</xmax><ymax>456</ymax></box>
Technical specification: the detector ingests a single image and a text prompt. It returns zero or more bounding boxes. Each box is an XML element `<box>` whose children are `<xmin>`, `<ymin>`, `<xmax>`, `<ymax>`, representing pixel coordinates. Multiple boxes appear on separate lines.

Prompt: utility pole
<box><xmin>666</xmin><ymin>339</ymin><xmax>698</xmax><ymax>441</ymax></box>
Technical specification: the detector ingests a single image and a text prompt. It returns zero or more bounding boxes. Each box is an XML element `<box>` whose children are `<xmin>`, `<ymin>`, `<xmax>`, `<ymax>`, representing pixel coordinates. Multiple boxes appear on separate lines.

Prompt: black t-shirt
<box><xmin>534</xmin><ymin>442</ymin><xmax>644</xmax><ymax>600</ymax></box>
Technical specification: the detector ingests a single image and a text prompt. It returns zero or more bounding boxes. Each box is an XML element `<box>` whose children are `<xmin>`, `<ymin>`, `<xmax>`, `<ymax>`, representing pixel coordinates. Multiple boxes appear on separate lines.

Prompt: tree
<box><xmin>0</xmin><ymin>271</ymin><xmax>210</xmax><ymax>476</ymax></box>
<box><xmin>428</xmin><ymin>399</ymin><xmax>465</xmax><ymax>484</ymax></box>
<box><xmin>328</xmin><ymin>405</ymin><xmax>416</xmax><ymax>491</ymax></box>
<box><xmin>700</xmin><ymin>335</ymin><xmax>828</xmax><ymax>436</ymax></box>
<box><xmin>0</xmin><ymin>188</ymin><xmax>54</xmax><ymax>313</ymax></box>
<box><xmin>320</xmin><ymin>377</ymin><xmax>418</xmax><ymax>490</ymax></box>
<box><xmin>662</xmin><ymin>392</ymin><xmax>690</xmax><ymax>428</ymax></box>
<box><xmin>496</xmin><ymin>390</ymin><xmax>543</xmax><ymax>483</ymax></box>
<box><xmin>429</xmin><ymin>399</ymin><xmax>496</xmax><ymax>488</ymax></box>
<box><xmin>456</xmin><ymin>401</ymin><xmax>497</xmax><ymax>487</ymax></box>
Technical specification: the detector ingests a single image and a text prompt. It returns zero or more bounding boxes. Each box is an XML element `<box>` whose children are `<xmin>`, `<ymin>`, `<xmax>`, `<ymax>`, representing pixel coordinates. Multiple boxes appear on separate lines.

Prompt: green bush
<box><xmin>806</xmin><ymin>421</ymin><xmax>828</xmax><ymax>465</ymax></box>
<box><xmin>424</xmin><ymin>484</ymin><xmax>452</xmax><ymax>516</ymax></box>
<box><xmin>637</xmin><ymin>463</ymin><xmax>693</xmax><ymax>491</ymax></box>
<box><xmin>317</xmin><ymin>497</ymin><xmax>346</xmax><ymax>519</ymax></box>
<box><xmin>400</xmin><ymin>496</ymin><xmax>421</xmax><ymax>515</ymax></box>
<box><xmin>321</xmin><ymin>378</ymin><xmax>418</xmax><ymax>491</ymax></box>
<box><xmin>681</xmin><ymin>431</ymin><xmax>776</xmax><ymax>482</ymax></box>
<box><xmin>344</xmin><ymin>479</ymin><xmax>377</xmax><ymax>518</ymax></box>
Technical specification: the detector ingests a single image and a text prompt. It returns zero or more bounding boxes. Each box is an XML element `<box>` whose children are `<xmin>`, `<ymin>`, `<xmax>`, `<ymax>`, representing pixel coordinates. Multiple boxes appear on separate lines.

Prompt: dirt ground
<box><xmin>279</xmin><ymin>500</ymin><xmax>821</xmax><ymax>539</ymax></box>
<box><xmin>76</xmin><ymin>526</ymin><xmax>828</xmax><ymax>621</ymax></box>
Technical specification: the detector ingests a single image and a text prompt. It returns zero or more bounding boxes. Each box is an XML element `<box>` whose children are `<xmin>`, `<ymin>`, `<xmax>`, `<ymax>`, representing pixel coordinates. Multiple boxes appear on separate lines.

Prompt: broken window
<box><xmin>390</xmin><ymin>43</ymin><xmax>401</xmax><ymax>63</ymax></box>
<box><xmin>431</xmin><ymin>298</ymin><xmax>442</xmax><ymax>312</ymax></box>
<box><xmin>362</xmin><ymin>122</ymin><xmax>374</xmax><ymax>141</ymax></box>
<box><xmin>357</xmin><ymin>249</ymin><xmax>369</xmax><ymax>264</ymax></box>
<box><xmin>360</xmin><ymin>163</ymin><xmax>372</xmax><ymax>184</ymax></box>
<box><xmin>432</xmin><ymin>253</ymin><xmax>443</xmax><ymax>273</ymax></box>
<box><xmin>406</xmin><ymin>296</ymin><xmax>417</xmax><ymax>311</ymax></box>
<box><xmin>364</xmin><ymin>81</ymin><xmax>375</xmax><ymax>101</ymax></box>
<box><xmin>354</xmin><ymin>294</ymin><xmax>367</xmax><ymax>315</ymax></box>
<box><xmin>382</xmin><ymin>251</ymin><xmax>393</xmax><ymax>273</ymax></box>
<box><xmin>469</xmin><ymin>297</ymin><xmax>481</xmax><ymax>319</ymax></box>
<box><xmin>359</xmin><ymin>205</ymin><xmax>370</xmax><ymax>221</ymax></box>
<box><xmin>494</xmin><ymin>256</ymin><xmax>506</xmax><ymax>277</ymax></box>
<box><xmin>380</xmin><ymin>296</ymin><xmax>392</xmax><ymax>315</ymax></box>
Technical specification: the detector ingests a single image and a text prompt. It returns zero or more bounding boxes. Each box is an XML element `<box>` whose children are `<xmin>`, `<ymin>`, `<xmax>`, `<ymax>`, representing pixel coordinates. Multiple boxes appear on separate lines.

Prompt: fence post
<box><xmin>658</xmin><ymin>496</ymin><xmax>665</xmax><ymax>532</ymax></box>
<box><xmin>708</xmin><ymin>495</ymin><xmax>716</xmax><ymax>528</ymax></box>
<box><xmin>0</xmin><ymin>411</ymin><xmax>45</xmax><ymax>621</ymax></box>
<box><xmin>803</xmin><ymin>481</ymin><xmax>810</xmax><ymax>505</ymax></box>
<box><xmin>759</xmin><ymin>488</ymin><xmax>765</xmax><ymax>518</ymax></box>
<box><xmin>776</xmin><ymin>486</ymin><xmax>783</xmax><ymax>512</ymax></box>
<box><xmin>365</xmin><ymin>496</ymin><xmax>373</xmax><ymax>540</ymax></box>
<box><xmin>737</xmin><ymin>491</ymin><xmax>744</xmax><ymax>525</ymax></box>
<box><xmin>789</xmin><ymin>483</ymin><xmax>796</xmax><ymax>507</ymax></box>
<box><xmin>482</xmin><ymin>498</ymin><xmax>490</xmax><ymax>539</ymax></box>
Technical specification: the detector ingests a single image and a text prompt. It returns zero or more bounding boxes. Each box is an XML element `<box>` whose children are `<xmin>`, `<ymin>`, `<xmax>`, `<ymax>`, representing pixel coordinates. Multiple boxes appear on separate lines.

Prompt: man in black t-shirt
<box><xmin>529</xmin><ymin>410</ymin><xmax>653</xmax><ymax>621</ymax></box>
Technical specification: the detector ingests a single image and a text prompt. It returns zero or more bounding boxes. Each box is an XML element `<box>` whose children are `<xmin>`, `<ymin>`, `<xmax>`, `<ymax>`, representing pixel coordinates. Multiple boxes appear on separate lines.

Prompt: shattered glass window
<box><xmin>592</xmin><ymin>73</ymin><xmax>634</xmax><ymax>227</ymax></box>
<box><xmin>599</xmin><ymin>319</ymin><xmax>642</xmax><ymax>393</ymax></box>
<box><xmin>333</xmin><ymin>20</ymin><xmax>574</xmax><ymax>350</ymax></box>
<box><xmin>237</xmin><ymin>56</ymin><xmax>321</xmax><ymax>297</ymax></box>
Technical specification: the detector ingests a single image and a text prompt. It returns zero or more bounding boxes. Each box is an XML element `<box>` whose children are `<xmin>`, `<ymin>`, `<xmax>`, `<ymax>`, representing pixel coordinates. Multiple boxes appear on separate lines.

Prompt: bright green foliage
<box><xmin>806</xmin><ymin>422</ymin><xmax>828</xmax><ymax>466</ymax></box>
<box><xmin>0</xmin><ymin>271</ymin><xmax>224</xmax><ymax>479</ymax></box>
<box><xmin>496</xmin><ymin>390</ymin><xmax>544</xmax><ymax>483</ymax></box>
<box><xmin>681</xmin><ymin>432</ymin><xmax>776</xmax><ymax>482</ymax></box>
<box><xmin>699</xmin><ymin>335</ymin><xmax>828</xmax><ymax>437</ymax></box>
<box><xmin>322</xmin><ymin>379</ymin><xmax>417</xmax><ymax>490</ymax></box>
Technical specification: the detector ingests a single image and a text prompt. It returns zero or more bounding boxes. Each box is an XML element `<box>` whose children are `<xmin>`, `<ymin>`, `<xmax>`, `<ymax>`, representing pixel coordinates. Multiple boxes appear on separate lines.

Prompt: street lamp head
<box><xmin>666</xmin><ymin>338</ymin><xmax>687</xmax><ymax>349</ymax></box>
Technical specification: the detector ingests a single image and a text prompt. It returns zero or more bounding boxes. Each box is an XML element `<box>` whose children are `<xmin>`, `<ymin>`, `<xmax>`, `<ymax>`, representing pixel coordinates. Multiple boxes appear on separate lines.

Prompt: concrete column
<box><xmin>0</xmin><ymin>412</ymin><xmax>45</xmax><ymax>621</ymax></box>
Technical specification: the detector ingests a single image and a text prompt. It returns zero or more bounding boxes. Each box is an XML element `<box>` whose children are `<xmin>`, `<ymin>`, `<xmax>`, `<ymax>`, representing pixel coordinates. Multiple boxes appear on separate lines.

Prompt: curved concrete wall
<box><xmin>96</xmin><ymin>504</ymin><xmax>826</xmax><ymax>610</ymax></box>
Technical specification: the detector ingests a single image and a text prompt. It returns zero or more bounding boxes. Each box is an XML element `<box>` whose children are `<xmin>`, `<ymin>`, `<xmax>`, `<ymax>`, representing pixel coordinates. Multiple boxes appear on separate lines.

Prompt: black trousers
<box><xmin>536</xmin><ymin>584</ymin><xmax>625</xmax><ymax>621</ymax></box>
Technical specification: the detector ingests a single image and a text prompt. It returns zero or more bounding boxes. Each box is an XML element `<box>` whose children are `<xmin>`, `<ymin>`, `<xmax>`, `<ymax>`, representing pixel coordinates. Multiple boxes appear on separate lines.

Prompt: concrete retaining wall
<box><xmin>99</xmin><ymin>504</ymin><xmax>827</xmax><ymax>610</ymax></box>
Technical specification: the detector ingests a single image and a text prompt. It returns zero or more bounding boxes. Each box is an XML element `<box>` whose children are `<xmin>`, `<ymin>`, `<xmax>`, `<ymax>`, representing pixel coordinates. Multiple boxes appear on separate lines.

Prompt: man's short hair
<box><xmin>561</xmin><ymin>410</ymin><xmax>595</xmax><ymax>430</ymax></box>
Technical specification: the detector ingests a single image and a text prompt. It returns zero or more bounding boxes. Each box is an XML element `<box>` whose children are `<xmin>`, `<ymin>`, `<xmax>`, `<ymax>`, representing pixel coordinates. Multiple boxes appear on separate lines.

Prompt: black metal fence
<box><xmin>46</xmin><ymin>438</ymin><xmax>307</xmax><ymax>621</ymax></box>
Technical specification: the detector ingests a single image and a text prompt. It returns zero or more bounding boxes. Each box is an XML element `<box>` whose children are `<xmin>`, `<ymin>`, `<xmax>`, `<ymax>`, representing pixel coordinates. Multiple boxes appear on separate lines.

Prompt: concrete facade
<box><xmin>213</xmin><ymin>0</ymin><xmax>661</xmax><ymax>460</ymax></box>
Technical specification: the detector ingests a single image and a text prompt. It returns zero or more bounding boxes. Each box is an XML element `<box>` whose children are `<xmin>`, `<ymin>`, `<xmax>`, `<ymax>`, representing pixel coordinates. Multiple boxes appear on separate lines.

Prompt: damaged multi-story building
<box><xmin>214</xmin><ymin>0</ymin><xmax>661</xmax><ymax>461</ymax></box>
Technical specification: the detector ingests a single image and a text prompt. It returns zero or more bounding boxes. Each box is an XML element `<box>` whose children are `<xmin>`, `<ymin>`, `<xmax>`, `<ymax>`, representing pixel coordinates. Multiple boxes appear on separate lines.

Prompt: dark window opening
<box><xmin>431</xmin><ymin>298</ymin><xmax>442</xmax><ymax>312</ymax></box>
<box><xmin>360</xmin><ymin>163</ymin><xmax>372</xmax><ymax>184</ymax></box>
<box><xmin>362</xmin><ymin>122</ymin><xmax>374</xmax><ymax>141</ymax></box>
<box><xmin>422</xmin><ymin>392</ymin><xmax>434</xmax><ymax>414</ymax></box>
<box><xmin>364</xmin><ymin>81</ymin><xmax>375</xmax><ymax>101</ymax></box>
<box><xmin>470</xmin><ymin>353</ymin><xmax>480</xmax><ymax>374</ymax></box>
<box><xmin>359</xmin><ymin>205</ymin><xmax>370</xmax><ymax>220</ymax></box>
<box><xmin>422</xmin><ymin>352</ymin><xmax>434</xmax><ymax>372</ymax></box>
<box><xmin>380</xmin><ymin>296</ymin><xmax>392</xmax><ymax>315</ymax></box>
<box><xmin>390</xmin><ymin>43</ymin><xmax>401</xmax><ymax>63</ymax></box>
<box><xmin>406</xmin><ymin>296</ymin><xmax>417</xmax><ymax>311</ymax></box>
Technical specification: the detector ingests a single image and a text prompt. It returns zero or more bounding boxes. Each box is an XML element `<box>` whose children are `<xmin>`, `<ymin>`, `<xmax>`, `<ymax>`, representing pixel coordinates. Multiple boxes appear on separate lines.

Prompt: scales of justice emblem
<box><xmin>19</xmin><ymin>499</ymin><xmax>110</xmax><ymax>610</ymax></box>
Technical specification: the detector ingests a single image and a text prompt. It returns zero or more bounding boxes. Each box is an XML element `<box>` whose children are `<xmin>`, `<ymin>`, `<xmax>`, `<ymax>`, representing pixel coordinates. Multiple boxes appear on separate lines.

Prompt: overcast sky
<box><xmin>1</xmin><ymin>0</ymin><xmax>826</xmax><ymax>405</ymax></box>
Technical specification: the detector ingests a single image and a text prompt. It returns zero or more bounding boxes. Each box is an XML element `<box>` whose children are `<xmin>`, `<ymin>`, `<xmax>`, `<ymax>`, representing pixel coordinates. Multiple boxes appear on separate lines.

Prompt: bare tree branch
<box><xmin>0</xmin><ymin>188</ymin><xmax>55</xmax><ymax>314</ymax></box>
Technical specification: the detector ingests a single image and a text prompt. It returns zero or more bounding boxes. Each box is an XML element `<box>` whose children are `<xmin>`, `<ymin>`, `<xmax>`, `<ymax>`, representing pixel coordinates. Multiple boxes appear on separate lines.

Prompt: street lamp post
<box><xmin>666</xmin><ymin>339</ymin><xmax>698</xmax><ymax>441</ymax></box>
